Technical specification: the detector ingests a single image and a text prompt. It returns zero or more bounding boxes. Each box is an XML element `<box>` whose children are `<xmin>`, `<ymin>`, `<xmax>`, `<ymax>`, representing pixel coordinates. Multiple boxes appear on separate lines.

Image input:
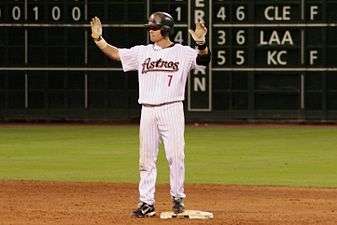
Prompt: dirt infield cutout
<box><xmin>1</xmin><ymin>181</ymin><xmax>337</xmax><ymax>225</ymax></box>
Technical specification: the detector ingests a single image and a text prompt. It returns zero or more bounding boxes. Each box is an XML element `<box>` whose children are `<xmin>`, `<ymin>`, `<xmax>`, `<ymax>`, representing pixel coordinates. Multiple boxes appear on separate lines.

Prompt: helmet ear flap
<box><xmin>160</xmin><ymin>25</ymin><xmax>173</xmax><ymax>37</ymax></box>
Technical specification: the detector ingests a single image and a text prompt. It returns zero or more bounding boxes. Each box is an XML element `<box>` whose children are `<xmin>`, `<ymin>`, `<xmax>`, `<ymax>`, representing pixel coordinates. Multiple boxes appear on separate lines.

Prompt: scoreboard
<box><xmin>1</xmin><ymin>0</ymin><xmax>337</xmax><ymax>120</ymax></box>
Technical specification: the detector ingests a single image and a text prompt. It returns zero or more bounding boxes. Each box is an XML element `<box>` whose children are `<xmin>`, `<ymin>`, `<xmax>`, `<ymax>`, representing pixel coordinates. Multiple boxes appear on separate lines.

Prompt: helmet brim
<box><xmin>144</xmin><ymin>23</ymin><xmax>161</xmax><ymax>30</ymax></box>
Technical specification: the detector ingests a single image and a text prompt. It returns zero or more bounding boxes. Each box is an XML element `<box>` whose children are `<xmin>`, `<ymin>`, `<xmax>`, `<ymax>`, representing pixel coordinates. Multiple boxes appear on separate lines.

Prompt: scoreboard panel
<box><xmin>0</xmin><ymin>0</ymin><xmax>337</xmax><ymax>121</ymax></box>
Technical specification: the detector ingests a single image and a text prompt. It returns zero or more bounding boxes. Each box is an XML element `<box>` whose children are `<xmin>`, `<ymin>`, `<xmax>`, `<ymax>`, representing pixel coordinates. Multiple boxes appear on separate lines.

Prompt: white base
<box><xmin>160</xmin><ymin>210</ymin><xmax>214</xmax><ymax>219</ymax></box>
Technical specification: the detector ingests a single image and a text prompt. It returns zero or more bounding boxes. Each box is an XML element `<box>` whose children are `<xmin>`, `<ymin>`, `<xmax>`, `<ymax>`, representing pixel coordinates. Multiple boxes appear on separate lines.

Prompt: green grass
<box><xmin>1</xmin><ymin>124</ymin><xmax>337</xmax><ymax>187</ymax></box>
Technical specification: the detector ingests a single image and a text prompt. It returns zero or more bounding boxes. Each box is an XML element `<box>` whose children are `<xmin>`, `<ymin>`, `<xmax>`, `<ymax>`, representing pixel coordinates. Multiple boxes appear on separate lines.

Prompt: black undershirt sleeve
<box><xmin>196</xmin><ymin>50</ymin><xmax>211</xmax><ymax>66</ymax></box>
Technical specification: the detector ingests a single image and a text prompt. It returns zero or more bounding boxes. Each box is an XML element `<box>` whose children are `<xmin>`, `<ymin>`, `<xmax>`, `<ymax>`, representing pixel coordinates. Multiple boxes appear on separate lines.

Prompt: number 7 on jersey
<box><xmin>168</xmin><ymin>75</ymin><xmax>173</xmax><ymax>87</ymax></box>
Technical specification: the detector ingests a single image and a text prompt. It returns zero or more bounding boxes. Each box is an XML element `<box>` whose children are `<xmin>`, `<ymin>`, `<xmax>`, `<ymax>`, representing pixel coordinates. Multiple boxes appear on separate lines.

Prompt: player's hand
<box><xmin>90</xmin><ymin>16</ymin><xmax>103</xmax><ymax>41</ymax></box>
<box><xmin>188</xmin><ymin>21</ymin><xmax>207</xmax><ymax>45</ymax></box>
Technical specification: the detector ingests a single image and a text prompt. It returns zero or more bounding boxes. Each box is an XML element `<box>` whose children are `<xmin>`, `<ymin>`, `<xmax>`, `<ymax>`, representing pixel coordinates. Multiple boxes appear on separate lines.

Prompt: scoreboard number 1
<box><xmin>32</xmin><ymin>6</ymin><xmax>39</xmax><ymax>20</ymax></box>
<box><xmin>175</xmin><ymin>7</ymin><xmax>181</xmax><ymax>21</ymax></box>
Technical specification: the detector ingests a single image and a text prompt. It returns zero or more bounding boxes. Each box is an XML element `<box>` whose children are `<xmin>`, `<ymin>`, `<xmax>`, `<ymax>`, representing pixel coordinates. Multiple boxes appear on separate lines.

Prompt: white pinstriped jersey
<box><xmin>119</xmin><ymin>44</ymin><xmax>198</xmax><ymax>105</ymax></box>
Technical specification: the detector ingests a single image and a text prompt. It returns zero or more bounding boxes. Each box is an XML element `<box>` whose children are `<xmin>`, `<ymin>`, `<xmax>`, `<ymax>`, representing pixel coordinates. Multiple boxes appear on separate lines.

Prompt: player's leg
<box><xmin>138</xmin><ymin>106</ymin><xmax>160</xmax><ymax>206</ymax></box>
<box><xmin>157</xmin><ymin>102</ymin><xmax>186</xmax><ymax>201</ymax></box>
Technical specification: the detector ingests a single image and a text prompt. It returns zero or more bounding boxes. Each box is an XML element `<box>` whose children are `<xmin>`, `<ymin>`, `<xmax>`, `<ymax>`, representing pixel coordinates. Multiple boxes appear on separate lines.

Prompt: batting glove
<box><xmin>90</xmin><ymin>16</ymin><xmax>103</xmax><ymax>41</ymax></box>
<box><xmin>188</xmin><ymin>22</ymin><xmax>207</xmax><ymax>45</ymax></box>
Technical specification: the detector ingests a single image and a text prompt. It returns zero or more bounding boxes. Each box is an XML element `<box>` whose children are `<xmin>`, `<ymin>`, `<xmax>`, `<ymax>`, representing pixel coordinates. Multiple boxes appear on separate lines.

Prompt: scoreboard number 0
<box><xmin>51</xmin><ymin>6</ymin><xmax>61</xmax><ymax>21</ymax></box>
<box><xmin>12</xmin><ymin>6</ymin><xmax>21</xmax><ymax>20</ymax></box>
<box><xmin>72</xmin><ymin>7</ymin><xmax>81</xmax><ymax>21</ymax></box>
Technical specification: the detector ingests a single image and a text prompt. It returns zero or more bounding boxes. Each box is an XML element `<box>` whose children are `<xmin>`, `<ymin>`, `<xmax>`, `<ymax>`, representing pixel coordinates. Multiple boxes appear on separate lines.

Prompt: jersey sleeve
<box><xmin>118</xmin><ymin>45</ymin><xmax>143</xmax><ymax>72</ymax></box>
<box><xmin>185</xmin><ymin>46</ymin><xmax>199</xmax><ymax>70</ymax></box>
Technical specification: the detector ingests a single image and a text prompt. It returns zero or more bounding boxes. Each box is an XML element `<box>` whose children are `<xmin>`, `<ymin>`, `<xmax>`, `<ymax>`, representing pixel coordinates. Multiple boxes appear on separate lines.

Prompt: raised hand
<box><xmin>90</xmin><ymin>16</ymin><xmax>103</xmax><ymax>41</ymax></box>
<box><xmin>188</xmin><ymin>22</ymin><xmax>207</xmax><ymax>45</ymax></box>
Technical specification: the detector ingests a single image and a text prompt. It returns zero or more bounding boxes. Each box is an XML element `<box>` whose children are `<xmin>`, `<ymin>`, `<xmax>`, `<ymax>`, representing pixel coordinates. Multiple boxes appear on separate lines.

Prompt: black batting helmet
<box><xmin>145</xmin><ymin>12</ymin><xmax>174</xmax><ymax>37</ymax></box>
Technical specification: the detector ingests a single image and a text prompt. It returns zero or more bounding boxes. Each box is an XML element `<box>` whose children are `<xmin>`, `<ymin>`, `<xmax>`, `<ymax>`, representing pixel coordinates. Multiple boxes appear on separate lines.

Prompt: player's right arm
<box><xmin>90</xmin><ymin>17</ymin><xmax>121</xmax><ymax>61</ymax></box>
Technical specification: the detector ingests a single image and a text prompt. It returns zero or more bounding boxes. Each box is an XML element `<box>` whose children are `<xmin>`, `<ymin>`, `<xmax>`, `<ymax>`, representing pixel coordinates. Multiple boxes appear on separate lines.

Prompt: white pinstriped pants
<box><xmin>138</xmin><ymin>101</ymin><xmax>186</xmax><ymax>205</ymax></box>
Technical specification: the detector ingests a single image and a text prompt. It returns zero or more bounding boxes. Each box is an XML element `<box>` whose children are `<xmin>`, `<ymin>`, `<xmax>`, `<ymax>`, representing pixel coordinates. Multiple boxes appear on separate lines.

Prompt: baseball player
<box><xmin>90</xmin><ymin>12</ymin><xmax>210</xmax><ymax>218</ymax></box>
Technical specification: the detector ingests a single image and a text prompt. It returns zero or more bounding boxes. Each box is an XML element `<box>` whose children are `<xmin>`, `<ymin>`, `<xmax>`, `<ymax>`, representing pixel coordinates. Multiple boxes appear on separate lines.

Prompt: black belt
<box><xmin>142</xmin><ymin>100</ymin><xmax>181</xmax><ymax>107</ymax></box>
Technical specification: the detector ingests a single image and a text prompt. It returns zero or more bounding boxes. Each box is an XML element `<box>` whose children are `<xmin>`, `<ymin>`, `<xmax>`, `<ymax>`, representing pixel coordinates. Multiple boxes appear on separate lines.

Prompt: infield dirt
<box><xmin>1</xmin><ymin>181</ymin><xmax>336</xmax><ymax>225</ymax></box>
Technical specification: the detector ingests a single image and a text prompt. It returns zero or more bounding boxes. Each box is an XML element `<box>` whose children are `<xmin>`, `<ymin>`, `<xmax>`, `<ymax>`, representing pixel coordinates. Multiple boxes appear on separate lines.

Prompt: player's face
<box><xmin>148</xmin><ymin>27</ymin><xmax>164</xmax><ymax>42</ymax></box>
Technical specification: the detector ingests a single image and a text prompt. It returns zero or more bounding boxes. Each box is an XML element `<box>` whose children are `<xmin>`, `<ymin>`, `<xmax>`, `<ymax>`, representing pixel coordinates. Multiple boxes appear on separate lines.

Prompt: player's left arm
<box><xmin>189</xmin><ymin>22</ymin><xmax>211</xmax><ymax>66</ymax></box>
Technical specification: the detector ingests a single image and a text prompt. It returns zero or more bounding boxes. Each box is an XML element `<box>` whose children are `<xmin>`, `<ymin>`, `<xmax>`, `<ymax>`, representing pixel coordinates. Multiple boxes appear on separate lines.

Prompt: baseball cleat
<box><xmin>172</xmin><ymin>197</ymin><xmax>185</xmax><ymax>214</ymax></box>
<box><xmin>131</xmin><ymin>202</ymin><xmax>156</xmax><ymax>218</ymax></box>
